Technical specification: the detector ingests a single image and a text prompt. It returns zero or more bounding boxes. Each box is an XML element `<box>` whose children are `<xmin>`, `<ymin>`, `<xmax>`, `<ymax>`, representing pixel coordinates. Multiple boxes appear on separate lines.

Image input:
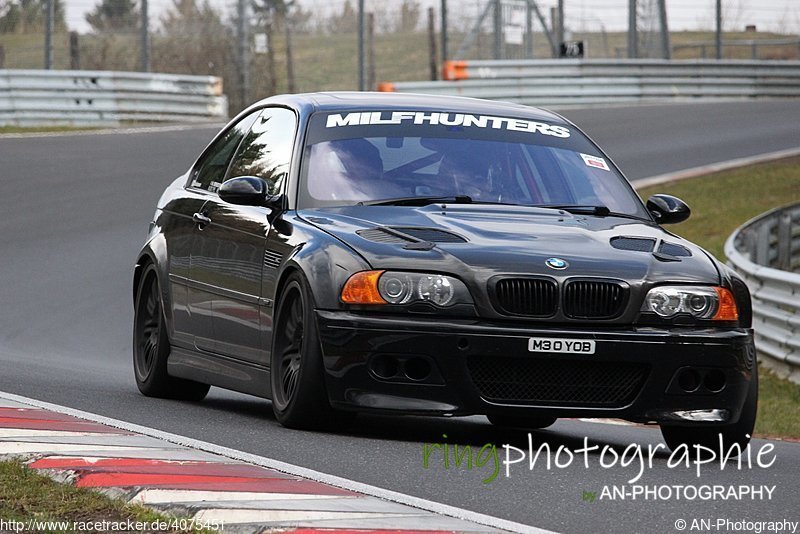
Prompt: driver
<box><xmin>439</xmin><ymin>144</ymin><xmax>502</xmax><ymax>202</ymax></box>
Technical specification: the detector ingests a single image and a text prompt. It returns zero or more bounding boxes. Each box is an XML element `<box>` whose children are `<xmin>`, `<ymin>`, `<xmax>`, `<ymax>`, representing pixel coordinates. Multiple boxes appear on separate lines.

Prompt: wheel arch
<box><xmin>276</xmin><ymin>232</ymin><xmax>371</xmax><ymax>311</ymax></box>
<box><xmin>133</xmin><ymin>234</ymin><xmax>171</xmax><ymax>317</ymax></box>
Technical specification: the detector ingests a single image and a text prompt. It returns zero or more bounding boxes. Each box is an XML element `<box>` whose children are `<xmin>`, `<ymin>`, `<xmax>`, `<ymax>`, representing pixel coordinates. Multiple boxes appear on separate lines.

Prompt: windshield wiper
<box><xmin>542</xmin><ymin>204</ymin><xmax>611</xmax><ymax>215</ymax></box>
<box><xmin>358</xmin><ymin>195</ymin><xmax>475</xmax><ymax>206</ymax></box>
<box><xmin>540</xmin><ymin>205</ymin><xmax>645</xmax><ymax>220</ymax></box>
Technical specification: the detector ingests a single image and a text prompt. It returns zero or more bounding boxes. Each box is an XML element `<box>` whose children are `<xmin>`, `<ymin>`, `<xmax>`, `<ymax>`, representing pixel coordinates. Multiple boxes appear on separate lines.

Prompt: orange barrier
<box><xmin>442</xmin><ymin>60</ymin><xmax>469</xmax><ymax>81</ymax></box>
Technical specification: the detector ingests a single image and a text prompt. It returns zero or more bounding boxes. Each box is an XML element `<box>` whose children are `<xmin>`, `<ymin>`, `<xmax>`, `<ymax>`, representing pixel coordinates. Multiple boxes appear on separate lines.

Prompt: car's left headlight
<box><xmin>341</xmin><ymin>270</ymin><xmax>474</xmax><ymax>307</ymax></box>
<box><xmin>641</xmin><ymin>285</ymin><xmax>738</xmax><ymax>321</ymax></box>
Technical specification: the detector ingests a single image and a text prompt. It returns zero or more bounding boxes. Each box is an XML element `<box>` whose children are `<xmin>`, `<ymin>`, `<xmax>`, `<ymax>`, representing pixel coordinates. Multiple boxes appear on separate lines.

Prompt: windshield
<box><xmin>299</xmin><ymin>111</ymin><xmax>648</xmax><ymax>218</ymax></box>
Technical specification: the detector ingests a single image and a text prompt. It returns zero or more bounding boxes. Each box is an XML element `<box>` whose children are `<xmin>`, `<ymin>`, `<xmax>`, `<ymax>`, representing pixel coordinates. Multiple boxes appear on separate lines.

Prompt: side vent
<box><xmin>263</xmin><ymin>249</ymin><xmax>283</xmax><ymax>269</ymax></box>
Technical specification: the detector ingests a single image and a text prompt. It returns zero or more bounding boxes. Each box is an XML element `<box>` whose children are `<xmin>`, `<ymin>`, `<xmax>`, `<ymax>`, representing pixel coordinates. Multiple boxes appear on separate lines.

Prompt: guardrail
<box><xmin>378</xmin><ymin>59</ymin><xmax>800</xmax><ymax>107</ymax></box>
<box><xmin>725</xmin><ymin>203</ymin><xmax>800</xmax><ymax>384</ymax></box>
<box><xmin>0</xmin><ymin>69</ymin><xmax>228</xmax><ymax>127</ymax></box>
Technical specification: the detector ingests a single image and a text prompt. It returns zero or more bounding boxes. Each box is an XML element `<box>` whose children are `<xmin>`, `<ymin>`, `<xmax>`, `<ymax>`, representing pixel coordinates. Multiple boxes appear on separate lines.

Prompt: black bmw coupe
<box><xmin>133</xmin><ymin>92</ymin><xmax>757</xmax><ymax>451</ymax></box>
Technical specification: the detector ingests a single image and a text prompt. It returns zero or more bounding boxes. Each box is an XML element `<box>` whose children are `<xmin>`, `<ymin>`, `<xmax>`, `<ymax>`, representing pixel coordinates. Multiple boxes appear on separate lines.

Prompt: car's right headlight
<box><xmin>641</xmin><ymin>285</ymin><xmax>738</xmax><ymax>321</ymax></box>
<box><xmin>341</xmin><ymin>270</ymin><xmax>473</xmax><ymax>307</ymax></box>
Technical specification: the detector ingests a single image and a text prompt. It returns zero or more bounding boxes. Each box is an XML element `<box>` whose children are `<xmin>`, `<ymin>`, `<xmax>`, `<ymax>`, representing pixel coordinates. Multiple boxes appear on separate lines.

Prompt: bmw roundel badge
<box><xmin>546</xmin><ymin>257</ymin><xmax>569</xmax><ymax>270</ymax></box>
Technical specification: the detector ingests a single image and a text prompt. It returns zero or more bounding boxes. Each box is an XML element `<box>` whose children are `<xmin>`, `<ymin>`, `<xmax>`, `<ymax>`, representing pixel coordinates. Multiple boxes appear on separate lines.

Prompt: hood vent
<box><xmin>610</xmin><ymin>237</ymin><xmax>692</xmax><ymax>260</ymax></box>
<box><xmin>356</xmin><ymin>227</ymin><xmax>467</xmax><ymax>246</ymax></box>
<box><xmin>391</xmin><ymin>227</ymin><xmax>467</xmax><ymax>243</ymax></box>
<box><xmin>610</xmin><ymin>236</ymin><xmax>656</xmax><ymax>252</ymax></box>
<box><xmin>658</xmin><ymin>241</ymin><xmax>692</xmax><ymax>257</ymax></box>
<box><xmin>356</xmin><ymin>228</ymin><xmax>412</xmax><ymax>245</ymax></box>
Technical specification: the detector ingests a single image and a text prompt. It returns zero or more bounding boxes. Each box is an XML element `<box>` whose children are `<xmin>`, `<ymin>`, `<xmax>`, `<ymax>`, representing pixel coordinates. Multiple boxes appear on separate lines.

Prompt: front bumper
<box><xmin>315</xmin><ymin>310</ymin><xmax>756</xmax><ymax>425</ymax></box>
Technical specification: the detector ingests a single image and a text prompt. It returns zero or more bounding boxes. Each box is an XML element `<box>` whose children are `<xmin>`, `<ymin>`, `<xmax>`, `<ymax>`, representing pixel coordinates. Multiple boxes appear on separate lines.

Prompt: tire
<box><xmin>270</xmin><ymin>272</ymin><xmax>354</xmax><ymax>429</ymax></box>
<box><xmin>660</xmin><ymin>366</ymin><xmax>758</xmax><ymax>453</ymax></box>
<box><xmin>487</xmin><ymin>414</ymin><xmax>557</xmax><ymax>430</ymax></box>
<box><xmin>133</xmin><ymin>263</ymin><xmax>210</xmax><ymax>401</ymax></box>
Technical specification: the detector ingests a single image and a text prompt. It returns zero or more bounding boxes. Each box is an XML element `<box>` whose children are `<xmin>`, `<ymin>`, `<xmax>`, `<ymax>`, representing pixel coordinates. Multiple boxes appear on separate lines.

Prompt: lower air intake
<box><xmin>468</xmin><ymin>356</ymin><xmax>649</xmax><ymax>407</ymax></box>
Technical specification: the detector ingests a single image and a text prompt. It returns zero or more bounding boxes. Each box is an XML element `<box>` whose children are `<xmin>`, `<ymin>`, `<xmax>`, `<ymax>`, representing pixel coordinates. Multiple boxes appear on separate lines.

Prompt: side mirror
<box><xmin>219</xmin><ymin>176</ymin><xmax>284</xmax><ymax>211</ymax></box>
<box><xmin>646</xmin><ymin>194</ymin><xmax>690</xmax><ymax>225</ymax></box>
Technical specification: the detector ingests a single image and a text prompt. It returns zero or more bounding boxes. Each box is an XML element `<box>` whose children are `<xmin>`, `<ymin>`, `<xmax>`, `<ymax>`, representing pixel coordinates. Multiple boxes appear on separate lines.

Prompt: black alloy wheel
<box><xmin>133</xmin><ymin>264</ymin><xmax>209</xmax><ymax>401</ymax></box>
<box><xmin>271</xmin><ymin>273</ymin><xmax>354</xmax><ymax>429</ymax></box>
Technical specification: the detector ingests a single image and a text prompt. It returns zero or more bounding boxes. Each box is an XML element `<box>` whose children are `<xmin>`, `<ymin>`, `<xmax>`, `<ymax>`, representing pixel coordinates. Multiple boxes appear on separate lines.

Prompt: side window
<box><xmin>226</xmin><ymin>107</ymin><xmax>297</xmax><ymax>195</ymax></box>
<box><xmin>190</xmin><ymin>112</ymin><xmax>258</xmax><ymax>192</ymax></box>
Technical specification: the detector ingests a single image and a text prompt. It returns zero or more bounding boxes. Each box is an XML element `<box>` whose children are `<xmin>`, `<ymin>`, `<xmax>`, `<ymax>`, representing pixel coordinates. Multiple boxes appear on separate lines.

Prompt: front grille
<box><xmin>468</xmin><ymin>356</ymin><xmax>649</xmax><ymax>407</ymax></box>
<box><xmin>493</xmin><ymin>278</ymin><xmax>557</xmax><ymax>317</ymax></box>
<box><xmin>563</xmin><ymin>280</ymin><xmax>627</xmax><ymax>319</ymax></box>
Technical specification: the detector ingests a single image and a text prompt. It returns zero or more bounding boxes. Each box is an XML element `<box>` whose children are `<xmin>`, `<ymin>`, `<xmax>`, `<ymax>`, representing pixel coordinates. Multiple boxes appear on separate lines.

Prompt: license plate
<box><xmin>528</xmin><ymin>337</ymin><xmax>596</xmax><ymax>354</ymax></box>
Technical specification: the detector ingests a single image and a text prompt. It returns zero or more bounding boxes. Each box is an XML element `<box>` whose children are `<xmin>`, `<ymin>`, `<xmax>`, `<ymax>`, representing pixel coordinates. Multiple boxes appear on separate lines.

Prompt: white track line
<box><xmin>0</xmin><ymin>429</ymin><xmax>120</xmax><ymax>438</ymax></box>
<box><xmin>132</xmin><ymin>489</ymin><xmax>346</xmax><ymax>504</ymax></box>
<box><xmin>0</xmin><ymin>443</ymin><xmax>147</xmax><ymax>454</ymax></box>
<box><xmin>633</xmin><ymin>146</ymin><xmax>800</xmax><ymax>189</ymax></box>
<box><xmin>0</xmin><ymin>391</ymin><xmax>556</xmax><ymax>534</ymax></box>
<box><xmin>194</xmin><ymin>509</ymin><xmax>413</xmax><ymax>525</ymax></box>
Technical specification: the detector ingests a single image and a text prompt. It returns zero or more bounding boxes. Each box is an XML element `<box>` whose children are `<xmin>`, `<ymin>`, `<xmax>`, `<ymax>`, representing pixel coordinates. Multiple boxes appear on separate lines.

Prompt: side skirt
<box><xmin>168</xmin><ymin>346</ymin><xmax>271</xmax><ymax>399</ymax></box>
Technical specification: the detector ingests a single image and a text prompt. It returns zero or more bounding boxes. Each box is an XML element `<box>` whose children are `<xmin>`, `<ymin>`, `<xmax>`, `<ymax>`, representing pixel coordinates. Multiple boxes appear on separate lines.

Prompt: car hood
<box><xmin>298</xmin><ymin>204</ymin><xmax>720</xmax><ymax>284</ymax></box>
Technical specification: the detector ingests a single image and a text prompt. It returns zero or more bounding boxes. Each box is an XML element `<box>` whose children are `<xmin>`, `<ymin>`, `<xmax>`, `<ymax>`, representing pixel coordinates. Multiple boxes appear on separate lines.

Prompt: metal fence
<box><xmin>1</xmin><ymin>0</ymin><xmax>799</xmax><ymax>115</ymax></box>
<box><xmin>0</xmin><ymin>69</ymin><xmax>227</xmax><ymax>126</ymax></box>
<box><xmin>379</xmin><ymin>59</ymin><xmax>800</xmax><ymax>107</ymax></box>
<box><xmin>725</xmin><ymin>202</ymin><xmax>800</xmax><ymax>384</ymax></box>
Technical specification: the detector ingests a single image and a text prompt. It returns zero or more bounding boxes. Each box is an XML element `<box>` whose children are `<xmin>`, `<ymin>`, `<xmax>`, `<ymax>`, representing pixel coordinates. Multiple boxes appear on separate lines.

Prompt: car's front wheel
<box><xmin>660</xmin><ymin>366</ymin><xmax>758</xmax><ymax>453</ymax></box>
<box><xmin>270</xmin><ymin>272</ymin><xmax>354</xmax><ymax>429</ymax></box>
<box><xmin>133</xmin><ymin>263</ymin><xmax>210</xmax><ymax>401</ymax></box>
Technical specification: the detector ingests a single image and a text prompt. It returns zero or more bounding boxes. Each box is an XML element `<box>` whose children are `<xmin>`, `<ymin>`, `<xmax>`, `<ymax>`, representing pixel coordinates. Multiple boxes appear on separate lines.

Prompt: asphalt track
<box><xmin>1</xmin><ymin>100</ymin><xmax>799</xmax><ymax>533</ymax></box>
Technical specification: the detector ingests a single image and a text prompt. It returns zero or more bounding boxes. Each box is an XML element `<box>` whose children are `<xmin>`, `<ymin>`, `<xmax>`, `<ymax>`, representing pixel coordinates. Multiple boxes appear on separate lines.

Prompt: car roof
<box><xmin>253</xmin><ymin>91</ymin><xmax>568</xmax><ymax>124</ymax></box>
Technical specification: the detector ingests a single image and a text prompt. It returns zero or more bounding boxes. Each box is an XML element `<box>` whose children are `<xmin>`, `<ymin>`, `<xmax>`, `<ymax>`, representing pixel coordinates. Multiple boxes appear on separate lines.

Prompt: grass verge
<box><xmin>637</xmin><ymin>156</ymin><xmax>800</xmax><ymax>439</ymax></box>
<box><xmin>0</xmin><ymin>459</ymin><xmax>209</xmax><ymax>533</ymax></box>
<box><xmin>0</xmin><ymin>126</ymin><xmax>100</xmax><ymax>135</ymax></box>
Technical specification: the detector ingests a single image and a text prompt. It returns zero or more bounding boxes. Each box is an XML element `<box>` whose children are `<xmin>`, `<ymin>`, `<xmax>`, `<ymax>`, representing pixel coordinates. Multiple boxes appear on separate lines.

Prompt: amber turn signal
<box><xmin>712</xmin><ymin>287</ymin><xmax>739</xmax><ymax>321</ymax></box>
<box><xmin>341</xmin><ymin>270</ymin><xmax>387</xmax><ymax>304</ymax></box>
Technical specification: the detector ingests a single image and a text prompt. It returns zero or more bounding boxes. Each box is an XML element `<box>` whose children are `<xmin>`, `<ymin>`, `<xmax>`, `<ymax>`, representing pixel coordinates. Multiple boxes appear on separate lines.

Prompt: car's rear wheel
<box><xmin>660</xmin><ymin>366</ymin><xmax>758</xmax><ymax>453</ymax></box>
<box><xmin>133</xmin><ymin>264</ymin><xmax>210</xmax><ymax>401</ymax></box>
<box><xmin>271</xmin><ymin>272</ymin><xmax>354</xmax><ymax>429</ymax></box>
<box><xmin>487</xmin><ymin>414</ymin><xmax>557</xmax><ymax>430</ymax></box>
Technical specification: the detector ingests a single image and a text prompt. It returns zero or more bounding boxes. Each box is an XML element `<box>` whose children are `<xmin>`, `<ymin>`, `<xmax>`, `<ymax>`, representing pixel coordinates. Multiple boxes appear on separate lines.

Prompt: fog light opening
<box><xmin>404</xmin><ymin>357</ymin><xmax>432</xmax><ymax>381</ymax></box>
<box><xmin>704</xmin><ymin>369</ymin><xmax>727</xmax><ymax>393</ymax></box>
<box><xmin>678</xmin><ymin>369</ymin><xmax>702</xmax><ymax>392</ymax></box>
<box><xmin>371</xmin><ymin>355</ymin><xmax>400</xmax><ymax>380</ymax></box>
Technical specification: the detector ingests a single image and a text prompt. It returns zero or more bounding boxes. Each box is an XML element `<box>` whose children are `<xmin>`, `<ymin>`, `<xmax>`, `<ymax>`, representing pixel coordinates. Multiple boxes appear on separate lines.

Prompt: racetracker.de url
<box><xmin>0</xmin><ymin>518</ymin><xmax>224</xmax><ymax>532</ymax></box>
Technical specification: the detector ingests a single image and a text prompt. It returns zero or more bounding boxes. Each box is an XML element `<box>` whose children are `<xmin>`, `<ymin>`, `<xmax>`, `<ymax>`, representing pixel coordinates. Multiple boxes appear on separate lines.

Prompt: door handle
<box><xmin>192</xmin><ymin>212</ymin><xmax>211</xmax><ymax>228</ymax></box>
